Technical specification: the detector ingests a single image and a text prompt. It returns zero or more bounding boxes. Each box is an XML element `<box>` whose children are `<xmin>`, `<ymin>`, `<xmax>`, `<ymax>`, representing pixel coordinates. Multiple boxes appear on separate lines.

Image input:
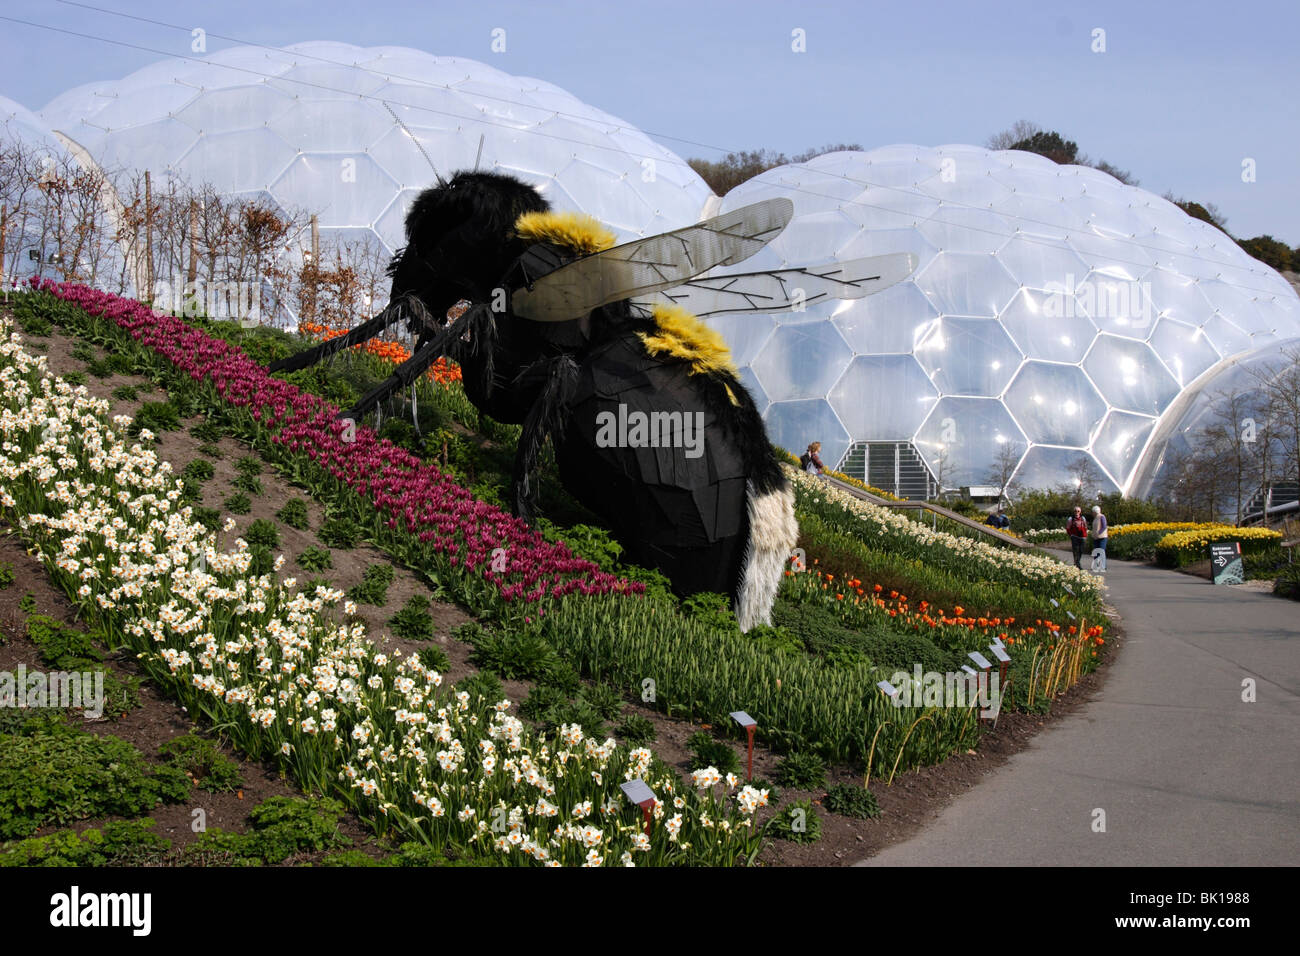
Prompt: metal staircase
<box><xmin>838</xmin><ymin>441</ymin><xmax>936</xmax><ymax>500</ymax></box>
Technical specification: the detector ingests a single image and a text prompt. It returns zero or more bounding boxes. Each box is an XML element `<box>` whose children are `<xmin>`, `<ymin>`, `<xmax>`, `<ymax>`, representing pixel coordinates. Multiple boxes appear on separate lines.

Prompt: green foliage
<box><xmin>225</xmin><ymin>491</ymin><xmax>252</xmax><ymax>514</ymax></box>
<box><xmin>388</xmin><ymin>594</ymin><xmax>435</xmax><ymax>641</ymax></box>
<box><xmin>775</xmin><ymin>751</ymin><xmax>827</xmax><ymax>790</ymax></box>
<box><xmin>235</xmin><ymin>454</ymin><xmax>263</xmax><ymax>477</ymax></box>
<box><xmin>686</xmin><ymin>731</ymin><xmax>741</xmax><ymax>775</ymax></box>
<box><xmin>1009</xmin><ymin>129</ymin><xmax>1078</xmax><ymax>163</ymax></box>
<box><xmin>61</xmin><ymin>371</ymin><xmax>88</xmax><ymax>387</ymax></box>
<box><xmin>416</xmin><ymin>645</ymin><xmax>451</xmax><ymax>673</ymax></box>
<box><xmin>1238</xmin><ymin>235</ymin><xmax>1296</xmax><ymax>272</ymax></box>
<box><xmin>297</xmin><ymin>545</ymin><xmax>333</xmax><ymax>573</ymax></box>
<box><xmin>0</xmin><ymin>562</ymin><xmax>12</xmax><ymax>590</ymax></box>
<box><xmin>17</xmin><ymin>593</ymin><xmax>36</xmax><ymax>614</ymax></box>
<box><xmin>0</xmin><ymin>819</ymin><xmax>170</xmax><ymax>867</ymax></box>
<box><xmin>615</xmin><ymin>714</ymin><xmax>657</xmax><ymax>746</ymax></box>
<box><xmin>182</xmin><ymin>458</ymin><xmax>215</xmax><ymax>482</ymax></box>
<box><xmin>582</xmin><ymin>682</ymin><xmax>624</xmax><ymax>721</ymax></box>
<box><xmin>1243</xmin><ymin>548</ymin><xmax>1287</xmax><ymax>580</ymax></box>
<box><xmin>276</xmin><ymin>498</ymin><xmax>311</xmax><ymax>530</ymax></box>
<box><xmin>772</xmin><ymin>600</ymin><xmax>955</xmax><ymax>672</ymax></box>
<box><xmin>247</xmin><ymin>545</ymin><xmax>275</xmax><ymax>577</ymax></box>
<box><xmin>682</xmin><ymin>592</ymin><xmax>739</xmax><ymax>633</ymax></box>
<box><xmin>111</xmin><ymin>384</ymin><xmax>139</xmax><ymax>401</ymax></box>
<box><xmin>189</xmin><ymin>505</ymin><xmax>221</xmax><ymax>533</ymax></box>
<box><xmin>105</xmin><ymin>352</ymin><xmax>135</xmax><ymax>375</ymax></box>
<box><xmin>26</xmin><ymin>614</ymin><xmax>98</xmax><ymax>663</ymax></box>
<box><xmin>232</xmin><ymin>472</ymin><xmax>264</xmax><ymax>495</ymax></box>
<box><xmin>467</xmin><ymin>627</ymin><xmax>574</xmax><ymax>686</ymax></box>
<box><xmin>157</xmin><ymin>734</ymin><xmax>242</xmax><ymax>792</ymax></box>
<box><xmin>518</xmin><ymin>684</ymin><xmax>611</xmax><ymax>738</ymax></box>
<box><xmin>0</xmin><ymin>727</ymin><xmax>189</xmax><ymax>839</ymax></box>
<box><xmin>189</xmin><ymin>420</ymin><xmax>225</xmax><ymax>443</ymax></box>
<box><xmin>71</xmin><ymin>342</ymin><xmax>96</xmax><ymax>362</ymax></box>
<box><xmin>185</xmin><ymin>797</ymin><xmax>349</xmax><ymax>865</ymax></box>
<box><xmin>197</xmin><ymin>442</ymin><xmax>224</xmax><ymax>458</ymax></box>
<box><xmin>16</xmin><ymin>311</ymin><xmax>52</xmax><ymax>336</ymax></box>
<box><xmin>385</xmin><ymin>842</ymin><xmax>496</xmax><ymax>867</ymax></box>
<box><xmin>319</xmin><ymin>515</ymin><xmax>363</xmax><ymax>549</ymax></box>
<box><xmin>244</xmin><ymin>518</ymin><xmax>281</xmax><ymax>549</ymax></box>
<box><xmin>348</xmin><ymin>563</ymin><xmax>396</xmax><ymax>605</ymax></box>
<box><xmin>1274</xmin><ymin>564</ymin><xmax>1300</xmax><ymax>600</ymax></box>
<box><xmin>316</xmin><ymin>849</ymin><xmax>384</xmax><ymax>867</ymax></box>
<box><xmin>769</xmin><ymin>800</ymin><xmax>822</xmax><ymax>843</ymax></box>
<box><xmin>127</xmin><ymin>401</ymin><xmax>181</xmax><ymax>439</ymax></box>
<box><xmin>454</xmin><ymin>670</ymin><xmax>504</xmax><ymax>705</ymax></box>
<box><xmin>823</xmin><ymin>783</ymin><xmax>881</xmax><ymax>819</ymax></box>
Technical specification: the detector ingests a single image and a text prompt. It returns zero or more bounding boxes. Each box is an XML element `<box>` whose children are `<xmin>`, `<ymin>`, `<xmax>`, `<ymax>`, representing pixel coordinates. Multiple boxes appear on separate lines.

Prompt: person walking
<box><xmin>1090</xmin><ymin>505</ymin><xmax>1108</xmax><ymax>571</ymax></box>
<box><xmin>799</xmin><ymin>441</ymin><xmax>825</xmax><ymax>477</ymax></box>
<box><xmin>1066</xmin><ymin>506</ymin><xmax>1089</xmax><ymax>569</ymax></box>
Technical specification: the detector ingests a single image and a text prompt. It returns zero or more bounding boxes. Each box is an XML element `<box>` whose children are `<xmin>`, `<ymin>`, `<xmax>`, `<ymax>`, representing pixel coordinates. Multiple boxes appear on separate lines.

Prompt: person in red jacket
<box><xmin>1066</xmin><ymin>506</ymin><xmax>1089</xmax><ymax>569</ymax></box>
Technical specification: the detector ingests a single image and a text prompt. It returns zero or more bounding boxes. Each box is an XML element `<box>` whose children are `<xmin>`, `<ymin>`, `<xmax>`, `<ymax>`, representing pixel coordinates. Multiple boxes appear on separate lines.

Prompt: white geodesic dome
<box><xmin>711</xmin><ymin>147</ymin><xmax>1300</xmax><ymax>497</ymax></box>
<box><xmin>36</xmin><ymin>41</ymin><xmax>712</xmax><ymax>265</ymax></box>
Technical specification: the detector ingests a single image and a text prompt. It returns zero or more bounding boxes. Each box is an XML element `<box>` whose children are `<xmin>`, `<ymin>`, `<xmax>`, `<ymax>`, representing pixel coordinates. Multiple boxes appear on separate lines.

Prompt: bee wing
<box><xmin>511</xmin><ymin>198</ymin><xmax>793</xmax><ymax>322</ymax></box>
<box><xmin>631</xmin><ymin>253</ymin><xmax>918</xmax><ymax>317</ymax></box>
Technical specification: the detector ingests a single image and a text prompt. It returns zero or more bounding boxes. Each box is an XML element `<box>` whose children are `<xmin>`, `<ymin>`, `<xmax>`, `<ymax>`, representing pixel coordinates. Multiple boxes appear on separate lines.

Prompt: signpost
<box><xmin>730</xmin><ymin>711</ymin><xmax>757</xmax><ymax>780</ymax></box>
<box><xmin>620</xmin><ymin>779</ymin><xmax>657</xmax><ymax>837</ymax></box>
<box><xmin>1210</xmin><ymin>541</ymin><xmax>1244</xmax><ymax>586</ymax></box>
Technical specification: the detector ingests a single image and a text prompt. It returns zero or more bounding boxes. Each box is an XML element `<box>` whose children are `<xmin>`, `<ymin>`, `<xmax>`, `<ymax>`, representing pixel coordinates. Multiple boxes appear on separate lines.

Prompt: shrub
<box><xmin>319</xmin><ymin>515</ymin><xmax>363</xmax><ymax>549</ymax></box>
<box><xmin>769</xmin><ymin>799</ymin><xmax>822</xmax><ymax>843</ymax></box>
<box><xmin>582</xmin><ymin>683</ymin><xmax>624</xmax><ymax>722</ymax></box>
<box><xmin>0</xmin><ymin>562</ymin><xmax>12</xmax><ymax>589</ymax></box>
<box><xmin>244</xmin><ymin>518</ymin><xmax>281</xmax><ymax>549</ymax></box>
<box><xmin>157</xmin><ymin>734</ymin><xmax>242</xmax><ymax>792</ymax></box>
<box><xmin>682</xmin><ymin>592</ymin><xmax>739</xmax><ymax>633</ymax></box>
<box><xmin>0</xmin><ymin>819</ymin><xmax>170</xmax><ymax>867</ymax></box>
<box><xmin>468</xmin><ymin>628</ymin><xmax>570</xmax><ymax>684</ymax></box>
<box><xmin>127</xmin><ymin>401</ymin><xmax>181</xmax><ymax>438</ymax></box>
<box><xmin>615</xmin><ymin>714</ymin><xmax>657</xmax><ymax>745</ymax></box>
<box><xmin>388</xmin><ymin>595</ymin><xmax>435</xmax><ymax>641</ymax></box>
<box><xmin>297</xmin><ymin>545</ymin><xmax>333</xmax><ymax>573</ymax></box>
<box><xmin>233</xmin><ymin>472</ymin><xmax>263</xmax><ymax>496</ymax></box>
<box><xmin>184</xmin><ymin>797</ymin><xmax>348</xmax><ymax>865</ymax></box>
<box><xmin>71</xmin><ymin>342</ymin><xmax>96</xmax><ymax>362</ymax></box>
<box><xmin>348</xmin><ymin>563</ymin><xmax>395</xmax><ymax>605</ymax></box>
<box><xmin>775</xmin><ymin>751</ymin><xmax>827</xmax><ymax>790</ymax></box>
<box><xmin>454</xmin><ymin>671</ymin><xmax>504</xmax><ymax>705</ymax></box>
<box><xmin>17</xmin><ymin>593</ymin><xmax>36</xmax><ymax>614</ymax></box>
<box><xmin>686</xmin><ymin>731</ymin><xmax>741</xmax><ymax>775</ymax></box>
<box><xmin>1275</xmin><ymin>565</ymin><xmax>1300</xmax><ymax>600</ymax></box>
<box><xmin>823</xmin><ymin>783</ymin><xmax>881</xmax><ymax>819</ymax></box>
<box><xmin>234</xmin><ymin>455</ymin><xmax>263</xmax><ymax>477</ymax></box>
<box><xmin>276</xmin><ymin>498</ymin><xmax>311</xmax><ymax>530</ymax></box>
<box><xmin>182</xmin><ymin>459</ymin><xmax>215</xmax><ymax>482</ymax></box>
<box><xmin>197</xmin><ymin>442</ymin><xmax>224</xmax><ymax>458</ymax></box>
<box><xmin>189</xmin><ymin>420</ymin><xmax>225</xmax><ymax>443</ymax></box>
<box><xmin>225</xmin><ymin>491</ymin><xmax>251</xmax><ymax>514</ymax></box>
<box><xmin>417</xmin><ymin>645</ymin><xmax>451</xmax><ymax>673</ymax></box>
<box><xmin>0</xmin><ymin>727</ymin><xmax>189</xmax><ymax>839</ymax></box>
<box><xmin>190</xmin><ymin>505</ymin><xmax>221</xmax><ymax>533</ymax></box>
<box><xmin>61</xmin><ymin>371</ymin><xmax>88</xmax><ymax>387</ymax></box>
<box><xmin>518</xmin><ymin>685</ymin><xmax>609</xmax><ymax>738</ymax></box>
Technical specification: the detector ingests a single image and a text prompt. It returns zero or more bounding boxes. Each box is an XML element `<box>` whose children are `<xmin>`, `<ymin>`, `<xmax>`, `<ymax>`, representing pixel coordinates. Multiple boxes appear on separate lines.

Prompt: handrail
<box><xmin>817</xmin><ymin>473</ymin><xmax>1037</xmax><ymax>550</ymax></box>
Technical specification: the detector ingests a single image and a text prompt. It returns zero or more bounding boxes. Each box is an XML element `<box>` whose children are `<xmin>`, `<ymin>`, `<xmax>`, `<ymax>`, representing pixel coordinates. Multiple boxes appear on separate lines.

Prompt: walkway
<box><xmin>858</xmin><ymin>559</ymin><xmax>1300</xmax><ymax>865</ymax></box>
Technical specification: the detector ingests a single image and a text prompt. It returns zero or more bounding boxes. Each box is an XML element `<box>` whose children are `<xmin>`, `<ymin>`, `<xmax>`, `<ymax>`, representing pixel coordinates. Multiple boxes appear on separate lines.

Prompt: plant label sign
<box><xmin>620</xmin><ymin>779</ymin><xmax>656</xmax><ymax>808</ymax></box>
<box><xmin>968</xmin><ymin>651</ymin><xmax>993</xmax><ymax>670</ymax></box>
<box><xmin>729</xmin><ymin>710</ymin><xmax>757</xmax><ymax>728</ymax></box>
<box><xmin>988</xmin><ymin>644</ymin><xmax>1011</xmax><ymax>664</ymax></box>
<box><xmin>1210</xmin><ymin>541</ymin><xmax>1244</xmax><ymax>586</ymax></box>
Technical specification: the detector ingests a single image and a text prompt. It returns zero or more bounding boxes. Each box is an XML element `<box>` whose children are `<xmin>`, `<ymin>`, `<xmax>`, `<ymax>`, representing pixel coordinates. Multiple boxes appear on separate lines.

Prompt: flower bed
<box><xmin>1154</xmin><ymin>525</ymin><xmax>1284</xmax><ymax>568</ymax></box>
<box><xmin>0</xmin><ymin>322</ymin><xmax>766</xmax><ymax>866</ymax></box>
<box><xmin>297</xmin><ymin>320</ymin><xmax>462</xmax><ymax>386</ymax></box>
<box><xmin>789</xmin><ymin>468</ymin><xmax>1104</xmax><ymax>603</ymax></box>
<box><xmin>28</xmin><ymin>281</ymin><xmax>638</xmax><ymax>608</ymax></box>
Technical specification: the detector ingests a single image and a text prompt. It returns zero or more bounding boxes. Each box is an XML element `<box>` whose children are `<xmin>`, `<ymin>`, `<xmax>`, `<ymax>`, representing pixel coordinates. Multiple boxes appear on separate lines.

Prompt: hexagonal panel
<box><xmin>914</xmin><ymin>398</ymin><xmax>1026</xmax><ymax>489</ymax></box>
<box><xmin>1148</xmin><ymin>317</ymin><xmax>1221</xmax><ymax>386</ymax></box>
<box><xmin>750</xmin><ymin>322</ymin><xmax>852</xmax><ymax>402</ymax></box>
<box><xmin>180</xmin><ymin>127</ymin><xmax>295</xmax><ymax>192</ymax></box>
<box><xmin>268</xmin><ymin>99</ymin><xmax>392</xmax><ymax>153</ymax></box>
<box><xmin>1012</xmin><ymin>445</ymin><xmax>1118</xmax><ymax>496</ymax></box>
<box><xmin>833</xmin><ymin>281</ymin><xmax>940</xmax><ymax>355</ymax></box>
<box><xmin>994</xmin><ymin>235</ymin><xmax>1089</xmax><ymax>288</ymax></box>
<box><xmin>999</xmin><ymin>288</ymin><xmax>1096</xmax><ymax>363</ymax></box>
<box><xmin>828</xmin><ymin>355</ymin><xmax>938</xmax><ymax>440</ymax></box>
<box><xmin>762</xmin><ymin>399</ymin><xmax>850</xmax><ymax>469</ymax></box>
<box><xmin>736</xmin><ymin>367</ymin><xmax>770</xmax><ymax>418</ymax></box>
<box><xmin>1075</xmin><ymin>269</ymin><xmax>1157</xmax><ymax>339</ymax></box>
<box><xmin>95</xmin><ymin>118</ymin><xmax>197</xmax><ymax>175</ymax></box>
<box><xmin>270</xmin><ymin>153</ymin><xmax>399</xmax><ymax>229</ymax></box>
<box><xmin>914</xmin><ymin>251</ymin><xmax>1019</xmax><ymax>318</ymax></box>
<box><xmin>175</xmin><ymin>83</ymin><xmax>296</xmax><ymax>134</ymax></box>
<box><xmin>1083</xmin><ymin>335</ymin><xmax>1181</xmax><ymax>417</ymax></box>
<box><xmin>1144</xmin><ymin>267</ymin><xmax>1211</xmax><ymax>327</ymax></box>
<box><xmin>1091</xmin><ymin>410</ymin><xmax>1157</xmax><ymax>488</ymax></box>
<box><xmin>702</xmin><ymin>313</ymin><xmax>776</xmax><ymax>367</ymax></box>
<box><xmin>1004</xmin><ymin>362</ymin><xmax>1107</xmax><ymax>446</ymax></box>
<box><xmin>915</xmin><ymin>317</ymin><xmax>1022</xmax><ymax>396</ymax></box>
<box><xmin>917</xmin><ymin>206</ymin><xmax>1014</xmax><ymax>255</ymax></box>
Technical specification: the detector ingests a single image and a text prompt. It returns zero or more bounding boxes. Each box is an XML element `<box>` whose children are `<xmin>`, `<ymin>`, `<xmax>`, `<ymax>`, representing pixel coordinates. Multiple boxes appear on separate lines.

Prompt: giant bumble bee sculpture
<box><xmin>270</xmin><ymin>171</ymin><xmax>915</xmax><ymax>630</ymax></box>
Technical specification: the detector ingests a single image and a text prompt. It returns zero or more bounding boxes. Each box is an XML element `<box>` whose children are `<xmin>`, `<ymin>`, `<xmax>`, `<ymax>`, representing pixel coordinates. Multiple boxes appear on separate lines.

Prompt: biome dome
<box><xmin>710</xmin><ymin>146</ymin><xmax>1300</xmax><ymax>496</ymax></box>
<box><xmin>36</xmin><ymin>41</ymin><xmax>712</xmax><ymax>259</ymax></box>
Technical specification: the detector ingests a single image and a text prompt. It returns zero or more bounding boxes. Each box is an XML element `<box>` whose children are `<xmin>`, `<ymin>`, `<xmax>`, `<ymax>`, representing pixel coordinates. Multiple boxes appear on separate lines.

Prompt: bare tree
<box><xmin>986</xmin><ymin>120</ymin><xmax>1043</xmax><ymax>151</ymax></box>
<box><xmin>984</xmin><ymin>440</ymin><xmax>1023</xmax><ymax>504</ymax></box>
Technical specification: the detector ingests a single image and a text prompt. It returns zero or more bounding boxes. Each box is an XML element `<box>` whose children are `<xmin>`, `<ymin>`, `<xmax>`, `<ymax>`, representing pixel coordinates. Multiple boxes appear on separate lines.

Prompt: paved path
<box><xmin>859</xmin><ymin>559</ymin><xmax>1300</xmax><ymax>866</ymax></box>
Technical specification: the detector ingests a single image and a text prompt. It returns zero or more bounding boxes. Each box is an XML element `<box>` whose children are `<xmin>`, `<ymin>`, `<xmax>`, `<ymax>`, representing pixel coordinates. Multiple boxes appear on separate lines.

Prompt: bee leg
<box><xmin>511</xmin><ymin>354</ymin><xmax>578</xmax><ymax>524</ymax></box>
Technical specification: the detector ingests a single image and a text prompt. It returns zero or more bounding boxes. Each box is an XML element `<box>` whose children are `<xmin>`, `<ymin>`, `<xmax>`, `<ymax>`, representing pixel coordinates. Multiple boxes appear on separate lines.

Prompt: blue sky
<box><xmin>3</xmin><ymin>0</ymin><xmax>1297</xmax><ymax>245</ymax></box>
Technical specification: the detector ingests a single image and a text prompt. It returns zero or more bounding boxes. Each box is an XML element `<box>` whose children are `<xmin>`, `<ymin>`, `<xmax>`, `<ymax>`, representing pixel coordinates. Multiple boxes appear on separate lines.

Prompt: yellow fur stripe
<box><xmin>515</xmin><ymin>211</ymin><xmax>617</xmax><ymax>255</ymax></box>
<box><xmin>639</xmin><ymin>304</ymin><xmax>740</xmax><ymax>385</ymax></box>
